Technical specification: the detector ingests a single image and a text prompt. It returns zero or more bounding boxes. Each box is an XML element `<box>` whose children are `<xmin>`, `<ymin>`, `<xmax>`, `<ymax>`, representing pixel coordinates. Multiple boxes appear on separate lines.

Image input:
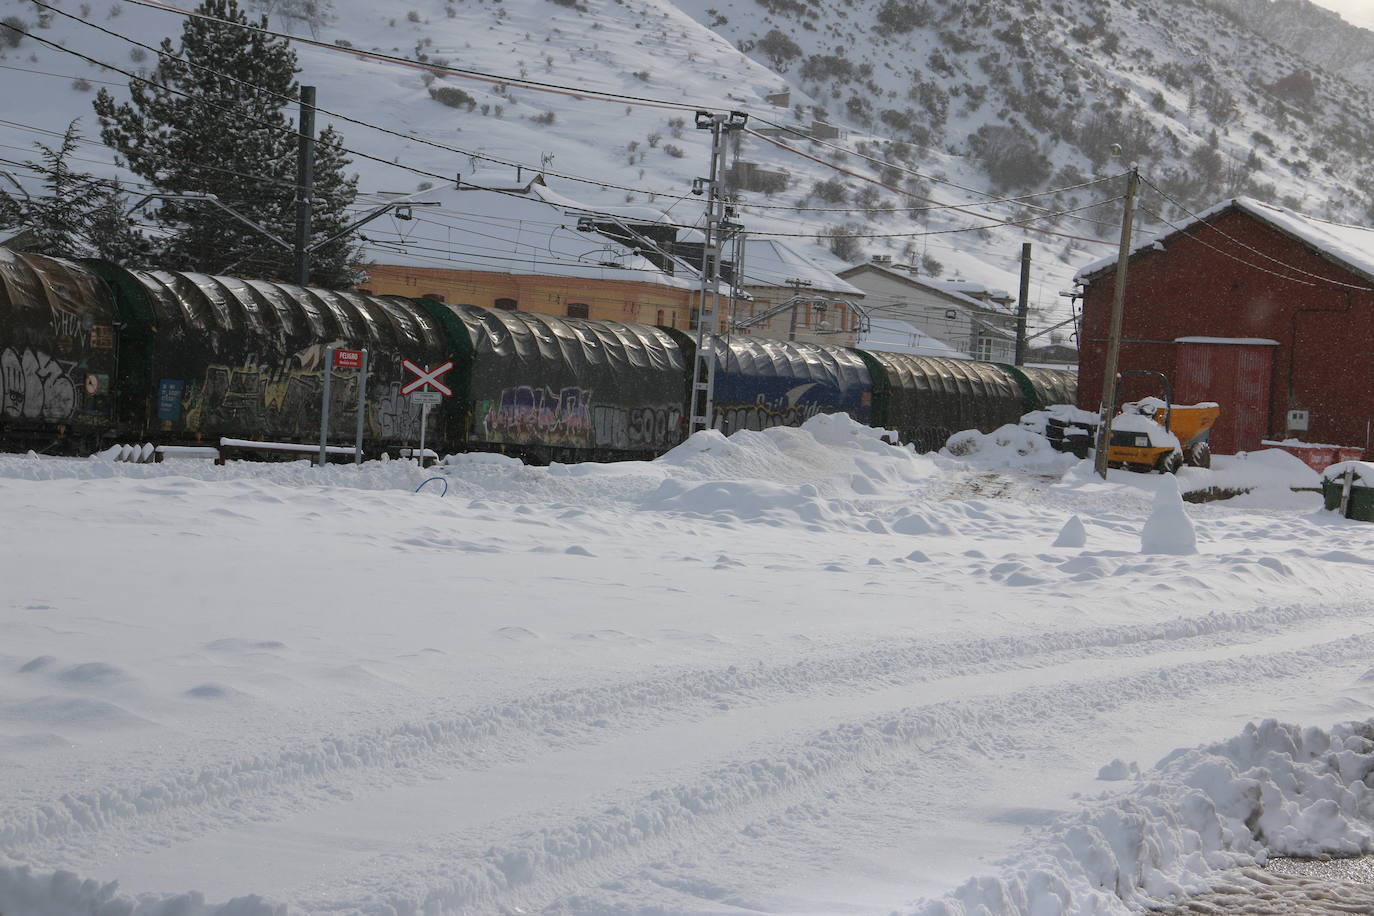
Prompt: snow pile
<box><xmin>644</xmin><ymin>415</ymin><xmax>939</xmax><ymax>523</ymax></box>
<box><xmin>1184</xmin><ymin>449</ymin><xmax>1321</xmax><ymax>508</ymax></box>
<box><xmin>1140</xmin><ymin>477</ymin><xmax>1197</xmax><ymax>555</ymax></box>
<box><xmin>0</xmin><ymin>868</ymin><xmax>284</xmax><ymax>916</ymax></box>
<box><xmin>911</xmin><ymin>718</ymin><xmax>1374</xmax><ymax>915</ymax></box>
<box><xmin>944</xmin><ymin>424</ymin><xmax>1081</xmax><ymax>475</ymax></box>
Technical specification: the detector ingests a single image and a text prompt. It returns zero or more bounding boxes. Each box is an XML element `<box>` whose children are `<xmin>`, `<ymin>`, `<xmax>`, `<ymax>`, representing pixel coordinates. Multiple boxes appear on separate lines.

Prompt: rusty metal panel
<box><xmin>1175</xmin><ymin>342</ymin><xmax>1274</xmax><ymax>453</ymax></box>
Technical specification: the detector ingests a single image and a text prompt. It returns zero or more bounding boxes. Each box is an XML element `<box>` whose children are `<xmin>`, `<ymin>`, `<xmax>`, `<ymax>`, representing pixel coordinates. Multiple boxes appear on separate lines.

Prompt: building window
<box><xmin>566</xmin><ymin>302</ymin><xmax>589</xmax><ymax>319</ymax></box>
<box><xmin>656</xmin><ymin>309</ymin><xmax>665</xmax><ymax>326</ymax></box>
<box><xmin>495</xmin><ymin>298</ymin><xmax>517</xmax><ymax>311</ymax></box>
<box><xmin>422</xmin><ymin>293</ymin><xmax>445</xmax><ymax>302</ymax></box>
<box><xmin>975</xmin><ymin>336</ymin><xmax>995</xmax><ymax>361</ymax></box>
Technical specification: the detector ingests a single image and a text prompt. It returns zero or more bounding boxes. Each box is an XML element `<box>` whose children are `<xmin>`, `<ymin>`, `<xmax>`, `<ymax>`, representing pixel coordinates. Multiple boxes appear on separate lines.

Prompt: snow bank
<box><xmin>910</xmin><ymin>718</ymin><xmax>1374</xmax><ymax>915</ymax></box>
<box><xmin>0</xmin><ymin>866</ymin><xmax>285</xmax><ymax>916</ymax></box>
<box><xmin>944</xmin><ymin>424</ymin><xmax>1080</xmax><ymax>475</ymax></box>
<box><xmin>643</xmin><ymin>416</ymin><xmax>939</xmax><ymax>523</ymax></box>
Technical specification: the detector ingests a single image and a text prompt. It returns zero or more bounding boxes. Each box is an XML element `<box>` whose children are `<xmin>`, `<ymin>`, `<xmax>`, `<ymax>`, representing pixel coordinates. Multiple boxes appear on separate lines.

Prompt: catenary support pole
<box><xmin>1014</xmin><ymin>242</ymin><xmax>1032</xmax><ymax>366</ymax></box>
<box><xmin>689</xmin><ymin>111</ymin><xmax>747</xmax><ymax>433</ymax></box>
<box><xmin>318</xmin><ymin>346</ymin><xmax>333</xmax><ymax>467</ymax></box>
<box><xmin>353</xmin><ymin>348</ymin><xmax>368</xmax><ymax>464</ymax></box>
<box><xmin>1093</xmin><ymin>166</ymin><xmax>1141</xmax><ymax>479</ymax></box>
<box><xmin>294</xmin><ymin>85</ymin><xmax>316</xmax><ymax>286</ymax></box>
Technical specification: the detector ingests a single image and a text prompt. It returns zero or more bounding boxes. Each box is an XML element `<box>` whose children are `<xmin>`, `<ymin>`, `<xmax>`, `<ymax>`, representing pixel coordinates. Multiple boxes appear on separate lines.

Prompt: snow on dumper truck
<box><xmin>1041</xmin><ymin>370</ymin><xmax>1219</xmax><ymax>473</ymax></box>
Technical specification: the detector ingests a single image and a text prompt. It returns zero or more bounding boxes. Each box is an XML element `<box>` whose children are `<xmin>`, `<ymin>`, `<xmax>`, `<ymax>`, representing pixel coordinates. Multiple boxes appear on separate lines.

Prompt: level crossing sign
<box><xmin>401</xmin><ymin>359</ymin><xmax>454</xmax><ymax>397</ymax></box>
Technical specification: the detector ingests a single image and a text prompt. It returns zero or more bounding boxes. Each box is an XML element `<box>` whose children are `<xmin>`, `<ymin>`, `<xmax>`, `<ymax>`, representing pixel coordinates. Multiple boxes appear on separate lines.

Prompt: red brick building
<box><xmin>1076</xmin><ymin>198</ymin><xmax>1374</xmax><ymax>455</ymax></box>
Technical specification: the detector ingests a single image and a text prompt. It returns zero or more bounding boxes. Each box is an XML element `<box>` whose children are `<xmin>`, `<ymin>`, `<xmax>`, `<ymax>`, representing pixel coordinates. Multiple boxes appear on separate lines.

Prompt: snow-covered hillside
<box><xmin>2</xmin><ymin>0</ymin><xmax>1374</xmax><ymax>334</ymax></box>
<box><xmin>2</xmin><ymin>420</ymin><xmax>1374</xmax><ymax>913</ymax></box>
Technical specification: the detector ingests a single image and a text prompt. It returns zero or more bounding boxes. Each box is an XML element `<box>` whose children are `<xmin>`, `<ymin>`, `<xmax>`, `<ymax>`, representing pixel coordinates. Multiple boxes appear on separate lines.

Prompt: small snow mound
<box><xmin>441</xmin><ymin>452</ymin><xmax>524</xmax><ymax>468</ymax></box>
<box><xmin>1053</xmin><ymin>516</ymin><xmax>1087</xmax><ymax>548</ymax></box>
<box><xmin>799</xmin><ymin>412</ymin><xmax>898</xmax><ymax>453</ymax></box>
<box><xmin>1097</xmin><ymin>758</ymin><xmax>1138</xmax><ymax>781</ymax></box>
<box><xmin>892</xmin><ymin>512</ymin><xmax>954</xmax><ymax>537</ymax></box>
<box><xmin>1140</xmin><ymin>478</ymin><xmax>1197</xmax><ymax>555</ymax></box>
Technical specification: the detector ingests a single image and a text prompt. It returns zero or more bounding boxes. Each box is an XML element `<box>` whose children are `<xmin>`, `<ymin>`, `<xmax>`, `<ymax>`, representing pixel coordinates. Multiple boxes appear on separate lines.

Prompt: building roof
<box><xmin>1074</xmin><ymin>197</ymin><xmax>1374</xmax><ymax>285</ymax></box>
<box><xmin>359</xmin><ymin>175</ymin><xmax>698</xmax><ymax>291</ymax></box>
<box><xmin>671</xmin><ymin>230</ymin><xmax>864</xmax><ymax>297</ymax></box>
<box><xmin>838</xmin><ymin>261</ymin><xmax>1014</xmax><ymax>316</ymax></box>
<box><xmin>738</xmin><ymin>238</ymin><xmax>866</xmax><ymax>296</ymax></box>
<box><xmin>859</xmin><ymin>317</ymin><xmax>973</xmax><ymax>359</ymax></box>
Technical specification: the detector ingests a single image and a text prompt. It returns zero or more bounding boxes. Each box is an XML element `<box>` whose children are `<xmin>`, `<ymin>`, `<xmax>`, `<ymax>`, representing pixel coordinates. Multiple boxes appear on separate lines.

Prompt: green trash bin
<box><xmin>1322</xmin><ymin>462</ymin><xmax>1374</xmax><ymax>521</ymax></box>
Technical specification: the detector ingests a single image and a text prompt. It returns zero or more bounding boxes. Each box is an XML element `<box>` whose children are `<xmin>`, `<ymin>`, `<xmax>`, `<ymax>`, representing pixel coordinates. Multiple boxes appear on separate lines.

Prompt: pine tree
<box><xmin>0</xmin><ymin>121</ymin><xmax>148</xmax><ymax>263</ymax></box>
<box><xmin>306</xmin><ymin>125</ymin><xmax>361</xmax><ymax>288</ymax></box>
<box><xmin>92</xmin><ymin>0</ymin><xmax>358</xmax><ymax>285</ymax></box>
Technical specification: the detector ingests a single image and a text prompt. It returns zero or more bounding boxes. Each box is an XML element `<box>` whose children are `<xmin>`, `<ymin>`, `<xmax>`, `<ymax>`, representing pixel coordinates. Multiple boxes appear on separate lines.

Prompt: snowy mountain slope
<box><xmin>671</xmin><ymin>0</ymin><xmax>1374</xmax><ymax>230</ymax></box>
<box><xmin>2</xmin><ymin>424</ymin><xmax>1374</xmax><ymax>913</ymax></box>
<box><xmin>1211</xmin><ymin>0</ymin><xmax>1374</xmax><ymax>92</ymax></box>
<box><xmin>2</xmin><ymin>0</ymin><xmax>1374</xmax><ymax>335</ymax></box>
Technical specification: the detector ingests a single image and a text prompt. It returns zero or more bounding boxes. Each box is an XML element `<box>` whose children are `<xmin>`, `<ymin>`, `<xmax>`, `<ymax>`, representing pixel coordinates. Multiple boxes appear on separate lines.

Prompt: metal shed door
<box><xmin>1174</xmin><ymin>341</ymin><xmax>1274</xmax><ymax>454</ymax></box>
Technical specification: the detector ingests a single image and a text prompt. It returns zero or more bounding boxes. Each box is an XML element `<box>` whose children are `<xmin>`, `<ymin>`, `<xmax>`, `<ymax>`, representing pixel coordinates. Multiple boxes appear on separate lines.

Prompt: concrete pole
<box><xmin>1014</xmin><ymin>242</ymin><xmax>1031</xmax><ymax>366</ymax></box>
<box><xmin>1092</xmin><ymin>167</ymin><xmax>1141</xmax><ymax>479</ymax></box>
<box><xmin>294</xmin><ymin>85</ymin><xmax>316</xmax><ymax>286</ymax></box>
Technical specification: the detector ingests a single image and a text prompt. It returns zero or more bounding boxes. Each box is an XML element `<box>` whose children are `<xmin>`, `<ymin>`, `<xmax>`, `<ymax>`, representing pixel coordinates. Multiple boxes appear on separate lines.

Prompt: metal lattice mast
<box><xmin>689</xmin><ymin>110</ymin><xmax>747</xmax><ymax>434</ymax></box>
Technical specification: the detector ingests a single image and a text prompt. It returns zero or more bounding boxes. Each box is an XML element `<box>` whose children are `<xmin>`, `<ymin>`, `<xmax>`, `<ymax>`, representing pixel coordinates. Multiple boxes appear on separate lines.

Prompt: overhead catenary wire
<box><xmin>89</xmin><ymin>0</ymin><xmax>1128</xmax><ymax>222</ymax></box>
<box><xmin>27</xmin><ymin>0</ymin><xmax>1102</xmax><ymax>231</ymax></box>
<box><xmin>8</xmin><ymin>0</ymin><xmax>1102</xmax><ymax>303</ymax></box>
<box><xmin>24</xmin><ymin>0</ymin><xmax>697</xmax><ymax>200</ymax></box>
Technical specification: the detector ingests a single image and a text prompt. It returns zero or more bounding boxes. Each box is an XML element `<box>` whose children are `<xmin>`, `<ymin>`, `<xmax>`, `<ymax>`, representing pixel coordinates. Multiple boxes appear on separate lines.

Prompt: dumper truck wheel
<box><xmin>1159</xmin><ymin>450</ymin><xmax>1184</xmax><ymax>475</ymax></box>
<box><xmin>1184</xmin><ymin>441</ymin><xmax>1211</xmax><ymax>469</ymax></box>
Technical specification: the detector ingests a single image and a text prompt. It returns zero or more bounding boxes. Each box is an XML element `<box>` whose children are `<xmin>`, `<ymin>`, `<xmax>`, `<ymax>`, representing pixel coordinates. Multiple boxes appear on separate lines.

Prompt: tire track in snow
<box><xmin>2</xmin><ymin>601</ymin><xmax>1372</xmax><ymax>860</ymax></box>
<box><xmin>318</xmin><ymin>630</ymin><xmax>1374</xmax><ymax>915</ymax></box>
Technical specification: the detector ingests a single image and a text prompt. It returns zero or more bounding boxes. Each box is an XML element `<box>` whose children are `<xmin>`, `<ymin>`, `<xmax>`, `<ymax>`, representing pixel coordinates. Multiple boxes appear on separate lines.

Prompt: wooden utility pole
<box><xmin>1093</xmin><ymin>166</ymin><xmax>1141</xmax><ymax>479</ymax></box>
<box><xmin>294</xmin><ymin>85</ymin><xmax>316</xmax><ymax>286</ymax></box>
<box><xmin>1014</xmin><ymin>242</ymin><xmax>1031</xmax><ymax>365</ymax></box>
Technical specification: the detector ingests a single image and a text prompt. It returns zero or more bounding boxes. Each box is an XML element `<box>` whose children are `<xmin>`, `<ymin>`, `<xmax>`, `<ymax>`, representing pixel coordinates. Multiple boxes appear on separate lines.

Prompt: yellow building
<box><xmin>361</xmin><ymin>264</ymin><xmax>696</xmax><ymax>329</ymax></box>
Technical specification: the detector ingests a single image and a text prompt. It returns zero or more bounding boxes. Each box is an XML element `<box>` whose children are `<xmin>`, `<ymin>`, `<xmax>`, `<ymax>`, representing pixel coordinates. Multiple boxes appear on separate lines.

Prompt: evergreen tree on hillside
<box><xmin>0</xmin><ymin>121</ymin><xmax>148</xmax><ymax>263</ymax></box>
<box><xmin>92</xmin><ymin>0</ymin><xmax>358</xmax><ymax>286</ymax></box>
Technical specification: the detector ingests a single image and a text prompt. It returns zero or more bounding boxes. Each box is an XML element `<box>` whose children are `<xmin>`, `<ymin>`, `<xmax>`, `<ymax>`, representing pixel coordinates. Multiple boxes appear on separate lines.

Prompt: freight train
<box><xmin>0</xmin><ymin>247</ymin><xmax>1076</xmax><ymax>462</ymax></box>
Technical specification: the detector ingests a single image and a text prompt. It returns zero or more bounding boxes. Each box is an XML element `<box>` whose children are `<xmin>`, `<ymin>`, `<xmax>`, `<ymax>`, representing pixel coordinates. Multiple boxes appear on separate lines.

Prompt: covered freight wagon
<box><xmin>89</xmin><ymin>265</ymin><xmax>454</xmax><ymax>449</ymax></box>
<box><xmin>0</xmin><ymin>250</ymin><xmax>118</xmax><ymax>450</ymax></box>
<box><xmin>706</xmin><ymin>337</ymin><xmax>872</xmax><ymax>434</ymax></box>
<box><xmin>1012</xmin><ymin>366</ymin><xmax>1078</xmax><ymax>412</ymax></box>
<box><xmin>860</xmin><ymin>353</ymin><xmax>1026</xmax><ymax>452</ymax></box>
<box><xmin>441</xmin><ymin>306</ymin><xmax>690</xmax><ymax>463</ymax></box>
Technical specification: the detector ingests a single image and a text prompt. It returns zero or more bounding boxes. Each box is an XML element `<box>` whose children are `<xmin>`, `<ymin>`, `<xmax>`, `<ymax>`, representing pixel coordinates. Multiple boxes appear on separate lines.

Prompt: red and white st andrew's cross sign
<box><xmin>401</xmin><ymin>359</ymin><xmax>454</xmax><ymax>397</ymax></box>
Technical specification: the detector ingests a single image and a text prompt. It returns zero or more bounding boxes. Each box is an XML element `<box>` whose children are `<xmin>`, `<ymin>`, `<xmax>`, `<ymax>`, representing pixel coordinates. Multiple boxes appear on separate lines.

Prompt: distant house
<box><xmin>838</xmin><ymin>259</ymin><xmax>1018</xmax><ymax>362</ymax></box>
<box><xmin>1025</xmin><ymin>342</ymin><xmax>1079</xmax><ymax>369</ymax></box>
<box><xmin>1075</xmin><ymin>197</ymin><xmax>1374</xmax><ymax>454</ymax></box>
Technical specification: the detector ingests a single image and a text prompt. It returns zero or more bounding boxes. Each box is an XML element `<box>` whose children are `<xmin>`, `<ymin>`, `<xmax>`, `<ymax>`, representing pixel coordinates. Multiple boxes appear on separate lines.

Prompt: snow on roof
<box><xmin>671</xmin><ymin>230</ymin><xmax>864</xmax><ymax>297</ymax></box>
<box><xmin>1074</xmin><ymin>197</ymin><xmax>1374</xmax><ymax>284</ymax></box>
<box><xmin>360</xmin><ymin>178</ymin><xmax>697</xmax><ymax>290</ymax></box>
<box><xmin>858</xmin><ymin>317</ymin><xmax>973</xmax><ymax>358</ymax></box>
<box><xmin>740</xmin><ymin>238</ymin><xmax>866</xmax><ymax>296</ymax></box>
<box><xmin>840</xmin><ymin>262</ymin><xmax>1012</xmax><ymax>315</ymax></box>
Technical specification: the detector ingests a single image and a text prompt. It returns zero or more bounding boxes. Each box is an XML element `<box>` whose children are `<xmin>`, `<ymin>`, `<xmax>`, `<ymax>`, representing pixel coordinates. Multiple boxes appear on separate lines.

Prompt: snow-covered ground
<box><xmin>3</xmin><ymin>417</ymin><xmax>1374</xmax><ymax>915</ymax></box>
